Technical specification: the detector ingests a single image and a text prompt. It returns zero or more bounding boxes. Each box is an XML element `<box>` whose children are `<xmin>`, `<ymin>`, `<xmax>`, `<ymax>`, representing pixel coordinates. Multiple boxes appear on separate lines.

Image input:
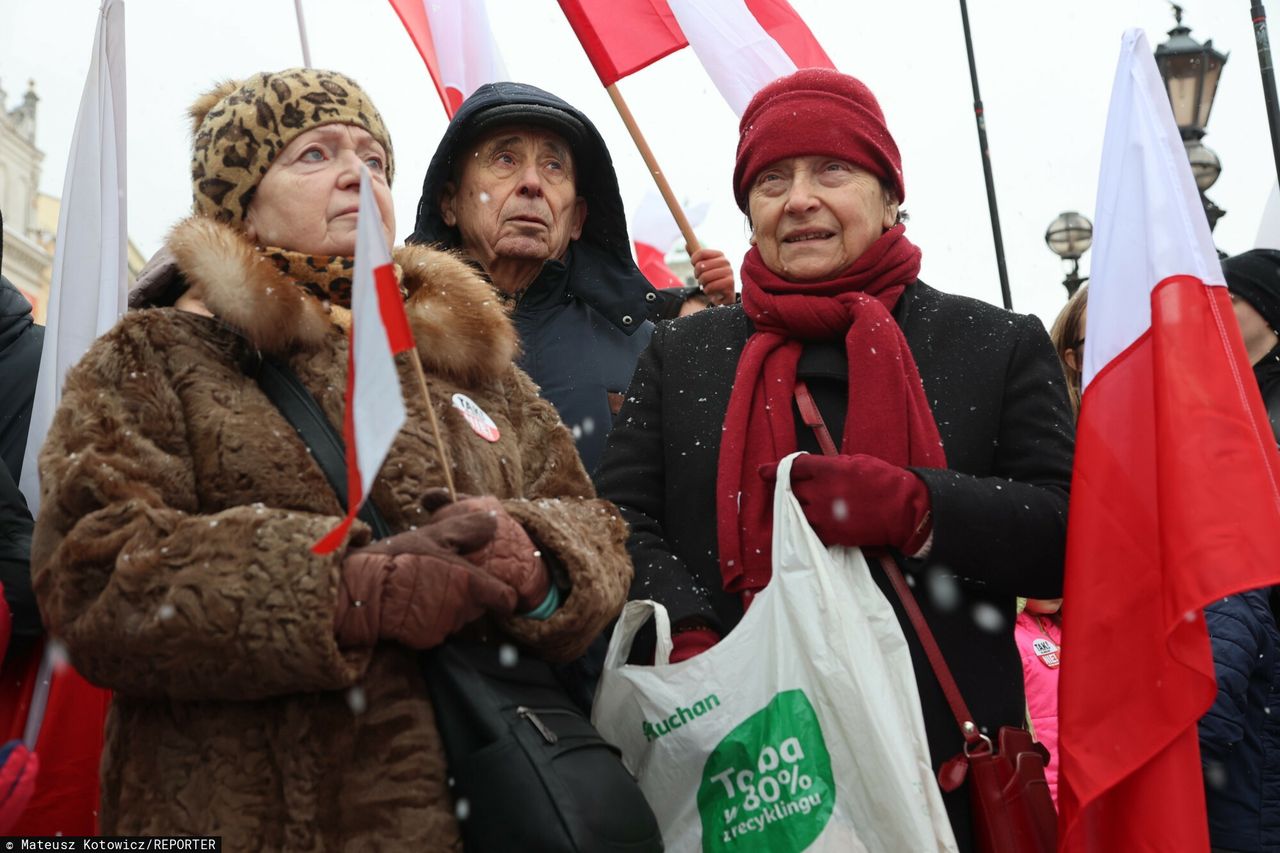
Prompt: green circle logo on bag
<box><xmin>697</xmin><ymin>689</ymin><xmax>835</xmax><ymax>851</ymax></box>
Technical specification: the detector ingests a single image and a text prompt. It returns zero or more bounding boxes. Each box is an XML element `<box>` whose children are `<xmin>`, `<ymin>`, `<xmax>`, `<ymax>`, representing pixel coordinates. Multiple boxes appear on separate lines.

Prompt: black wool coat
<box><xmin>595</xmin><ymin>280</ymin><xmax>1075</xmax><ymax>850</ymax></box>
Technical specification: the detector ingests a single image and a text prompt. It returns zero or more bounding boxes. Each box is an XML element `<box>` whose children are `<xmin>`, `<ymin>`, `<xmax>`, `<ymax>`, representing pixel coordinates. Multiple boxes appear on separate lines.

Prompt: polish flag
<box><xmin>1057</xmin><ymin>29</ymin><xmax>1280</xmax><ymax>850</ymax></box>
<box><xmin>631</xmin><ymin>191</ymin><xmax>708</xmax><ymax>289</ymax></box>
<box><xmin>559</xmin><ymin>0</ymin><xmax>831</xmax><ymax>115</ymax></box>
<box><xmin>10</xmin><ymin>0</ymin><xmax>123</xmax><ymax>834</ymax></box>
<box><xmin>313</xmin><ymin>166</ymin><xmax>414</xmax><ymax>555</ymax></box>
<box><xmin>665</xmin><ymin>0</ymin><xmax>834</xmax><ymax>115</ymax></box>
<box><xmin>388</xmin><ymin>0</ymin><xmax>507</xmax><ymax>116</ymax></box>
<box><xmin>558</xmin><ymin>0</ymin><xmax>687</xmax><ymax>86</ymax></box>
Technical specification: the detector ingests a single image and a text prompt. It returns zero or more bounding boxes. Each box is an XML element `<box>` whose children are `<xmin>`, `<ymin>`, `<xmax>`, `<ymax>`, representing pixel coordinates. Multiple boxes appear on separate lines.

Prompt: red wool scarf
<box><xmin>716</xmin><ymin>225</ymin><xmax>947</xmax><ymax>594</ymax></box>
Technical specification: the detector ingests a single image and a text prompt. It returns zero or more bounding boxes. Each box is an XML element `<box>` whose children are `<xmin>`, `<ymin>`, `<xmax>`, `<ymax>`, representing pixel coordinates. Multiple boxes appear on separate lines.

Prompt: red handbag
<box><xmin>794</xmin><ymin>382</ymin><xmax>1058</xmax><ymax>853</ymax></box>
<box><xmin>879</xmin><ymin>556</ymin><xmax>1057</xmax><ymax>853</ymax></box>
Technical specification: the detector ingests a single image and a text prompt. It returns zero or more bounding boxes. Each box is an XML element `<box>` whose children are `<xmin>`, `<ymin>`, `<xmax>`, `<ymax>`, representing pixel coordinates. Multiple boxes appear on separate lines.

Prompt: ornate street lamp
<box><xmin>1154</xmin><ymin>4</ymin><xmax>1228</xmax><ymax>140</ymax></box>
<box><xmin>1184</xmin><ymin>137</ymin><xmax>1222</xmax><ymax>190</ymax></box>
<box><xmin>1154</xmin><ymin>5</ymin><xmax>1228</xmax><ymax>230</ymax></box>
<box><xmin>1184</xmin><ymin>137</ymin><xmax>1226</xmax><ymax>230</ymax></box>
<box><xmin>1045</xmin><ymin>211</ymin><xmax>1093</xmax><ymax>297</ymax></box>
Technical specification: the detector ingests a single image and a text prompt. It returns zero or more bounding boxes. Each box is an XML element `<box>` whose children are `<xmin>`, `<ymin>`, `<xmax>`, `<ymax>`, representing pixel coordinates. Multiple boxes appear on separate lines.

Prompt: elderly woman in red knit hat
<box><xmin>595</xmin><ymin>68</ymin><xmax>1074</xmax><ymax>849</ymax></box>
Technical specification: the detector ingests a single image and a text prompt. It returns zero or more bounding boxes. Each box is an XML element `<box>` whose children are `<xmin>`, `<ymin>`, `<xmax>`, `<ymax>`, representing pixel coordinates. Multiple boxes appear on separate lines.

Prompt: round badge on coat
<box><xmin>452</xmin><ymin>393</ymin><xmax>500</xmax><ymax>442</ymax></box>
<box><xmin>1031</xmin><ymin>637</ymin><xmax>1061</xmax><ymax>668</ymax></box>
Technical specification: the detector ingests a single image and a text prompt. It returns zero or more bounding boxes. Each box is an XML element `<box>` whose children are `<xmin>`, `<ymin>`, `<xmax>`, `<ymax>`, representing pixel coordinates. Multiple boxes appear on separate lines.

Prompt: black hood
<box><xmin>0</xmin><ymin>276</ymin><xmax>35</xmax><ymax>354</ymax></box>
<box><xmin>410</xmin><ymin>82</ymin><xmax>633</xmax><ymax>259</ymax></box>
<box><xmin>408</xmin><ymin>82</ymin><xmax>657</xmax><ymax>332</ymax></box>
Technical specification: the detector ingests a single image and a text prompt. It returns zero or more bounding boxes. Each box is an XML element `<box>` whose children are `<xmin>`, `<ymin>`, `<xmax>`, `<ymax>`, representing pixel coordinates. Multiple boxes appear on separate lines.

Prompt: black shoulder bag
<box><xmin>252</xmin><ymin>355</ymin><xmax>664</xmax><ymax>853</ymax></box>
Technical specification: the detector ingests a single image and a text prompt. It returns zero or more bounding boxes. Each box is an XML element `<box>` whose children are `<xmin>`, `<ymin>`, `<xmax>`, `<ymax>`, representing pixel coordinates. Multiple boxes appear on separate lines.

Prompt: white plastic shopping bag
<box><xmin>592</xmin><ymin>453</ymin><xmax>957</xmax><ymax>853</ymax></box>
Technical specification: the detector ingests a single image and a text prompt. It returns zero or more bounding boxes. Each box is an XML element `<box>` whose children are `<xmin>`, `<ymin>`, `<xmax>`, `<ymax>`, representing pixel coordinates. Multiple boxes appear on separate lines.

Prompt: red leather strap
<box><xmin>793</xmin><ymin>381</ymin><xmax>840</xmax><ymax>457</ymax></box>
<box><xmin>792</xmin><ymin>384</ymin><xmax>982</xmax><ymax>748</ymax></box>
<box><xmin>877</xmin><ymin>555</ymin><xmax>981</xmax><ymax>748</ymax></box>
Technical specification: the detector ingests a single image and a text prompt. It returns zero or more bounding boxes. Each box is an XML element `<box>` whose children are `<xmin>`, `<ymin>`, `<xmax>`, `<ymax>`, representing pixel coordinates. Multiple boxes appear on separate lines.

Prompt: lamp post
<box><xmin>1154</xmin><ymin>3</ymin><xmax>1229</xmax><ymax>229</ymax></box>
<box><xmin>1045</xmin><ymin>211</ymin><xmax>1093</xmax><ymax>297</ymax></box>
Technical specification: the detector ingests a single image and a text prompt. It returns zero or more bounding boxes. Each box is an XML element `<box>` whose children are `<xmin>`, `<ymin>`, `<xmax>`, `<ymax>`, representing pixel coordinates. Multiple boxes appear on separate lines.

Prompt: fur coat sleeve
<box><xmin>31</xmin><ymin>317</ymin><xmax>371</xmax><ymax>702</ymax></box>
<box><xmin>494</xmin><ymin>369</ymin><xmax>632</xmax><ymax>663</ymax></box>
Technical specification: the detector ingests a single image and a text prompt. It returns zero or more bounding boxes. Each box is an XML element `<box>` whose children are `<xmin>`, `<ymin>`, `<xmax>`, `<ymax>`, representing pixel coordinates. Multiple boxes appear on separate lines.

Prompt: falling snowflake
<box><xmin>831</xmin><ymin>499</ymin><xmax>848</xmax><ymax>521</ymax></box>
<box><xmin>971</xmin><ymin>603</ymin><xmax>1004</xmax><ymax>633</ymax></box>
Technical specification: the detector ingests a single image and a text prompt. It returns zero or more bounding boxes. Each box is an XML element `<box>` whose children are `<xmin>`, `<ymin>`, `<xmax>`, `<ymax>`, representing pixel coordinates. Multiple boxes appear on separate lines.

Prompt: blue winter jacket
<box><xmin>1199</xmin><ymin>588</ymin><xmax>1280</xmax><ymax>852</ymax></box>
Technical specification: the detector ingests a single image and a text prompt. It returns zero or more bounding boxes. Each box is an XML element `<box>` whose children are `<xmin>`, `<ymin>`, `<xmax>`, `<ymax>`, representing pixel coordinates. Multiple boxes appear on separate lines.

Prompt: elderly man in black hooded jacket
<box><xmin>409</xmin><ymin>82</ymin><xmax>733</xmax><ymax>473</ymax></box>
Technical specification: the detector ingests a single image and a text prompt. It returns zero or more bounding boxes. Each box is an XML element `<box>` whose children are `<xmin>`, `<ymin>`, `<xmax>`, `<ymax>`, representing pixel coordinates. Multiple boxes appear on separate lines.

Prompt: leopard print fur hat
<box><xmin>189</xmin><ymin>68</ymin><xmax>394</xmax><ymax>225</ymax></box>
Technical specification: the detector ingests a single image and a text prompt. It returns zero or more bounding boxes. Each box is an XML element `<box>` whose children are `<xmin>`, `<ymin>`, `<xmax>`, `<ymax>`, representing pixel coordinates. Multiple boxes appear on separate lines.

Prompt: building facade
<box><xmin>0</xmin><ymin>77</ymin><xmax>142</xmax><ymax>324</ymax></box>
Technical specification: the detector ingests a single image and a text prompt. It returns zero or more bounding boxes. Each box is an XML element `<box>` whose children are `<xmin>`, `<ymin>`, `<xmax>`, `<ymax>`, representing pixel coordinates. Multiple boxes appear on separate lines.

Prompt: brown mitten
<box><xmin>335</xmin><ymin>512</ymin><xmax>518</xmax><ymax>649</ymax></box>
<box><xmin>431</xmin><ymin>496</ymin><xmax>551</xmax><ymax>612</ymax></box>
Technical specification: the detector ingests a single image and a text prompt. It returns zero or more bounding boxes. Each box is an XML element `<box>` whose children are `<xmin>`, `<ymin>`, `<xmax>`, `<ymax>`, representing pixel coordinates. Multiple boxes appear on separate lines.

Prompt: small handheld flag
<box><xmin>313</xmin><ymin>166</ymin><xmax>414</xmax><ymax>555</ymax></box>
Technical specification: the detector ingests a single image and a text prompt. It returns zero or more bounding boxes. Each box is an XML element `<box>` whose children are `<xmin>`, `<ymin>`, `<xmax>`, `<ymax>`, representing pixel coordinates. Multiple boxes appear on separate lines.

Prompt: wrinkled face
<box><xmin>747</xmin><ymin>155</ymin><xmax>897</xmax><ymax>282</ymax></box>
<box><xmin>439</xmin><ymin>126</ymin><xmax>587</xmax><ymax>268</ymax></box>
<box><xmin>245</xmin><ymin>124</ymin><xmax>394</xmax><ymax>256</ymax></box>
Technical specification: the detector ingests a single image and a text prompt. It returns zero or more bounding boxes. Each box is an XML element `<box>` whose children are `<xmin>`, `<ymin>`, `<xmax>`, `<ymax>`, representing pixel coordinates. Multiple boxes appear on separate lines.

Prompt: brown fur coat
<box><xmin>31</xmin><ymin>217</ymin><xmax>632</xmax><ymax>851</ymax></box>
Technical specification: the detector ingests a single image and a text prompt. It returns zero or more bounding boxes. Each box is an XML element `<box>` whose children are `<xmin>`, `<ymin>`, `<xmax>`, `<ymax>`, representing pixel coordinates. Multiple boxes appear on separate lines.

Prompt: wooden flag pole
<box><xmin>606</xmin><ymin>83</ymin><xmax>702</xmax><ymax>254</ymax></box>
<box><xmin>408</xmin><ymin>354</ymin><xmax>458</xmax><ymax>502</ymax></box>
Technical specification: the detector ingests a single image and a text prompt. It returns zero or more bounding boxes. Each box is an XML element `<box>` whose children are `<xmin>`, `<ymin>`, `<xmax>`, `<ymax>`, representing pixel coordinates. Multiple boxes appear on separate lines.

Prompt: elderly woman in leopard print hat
<box><xmin>31</xmin><ymin>68</ymin><xmax>632</xmax><ymax>850</ymax></box>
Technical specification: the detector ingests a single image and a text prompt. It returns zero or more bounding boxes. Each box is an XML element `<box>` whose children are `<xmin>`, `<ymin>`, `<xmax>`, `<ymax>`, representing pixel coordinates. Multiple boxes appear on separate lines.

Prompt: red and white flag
<box><xmin>666</xmin><ymin>0</ymin><xmax>833</xmax><ymax>115</ymax></box>
<box><xmin>631</xmin><ymin>190</ymin><xmax>708</xmax><ymax>289</ymax></box>
<box><xmin>559</xmin><ymin>0</ymin><xmax>830</xmax><ymax>114</ymax></box>
<box><xmin>10</xmin><ymin>0</ymin><xmax>123</xmax><ymax>834</ymax></box>
<box><xmin>1057</xmin><ymin>29</ymin><xmax>1280</xmax><ymax>850</ymax></box>
<box><xmin>558</xmin><ymin>0</ymin><xmax>687</xmax><ymax>86</ymax></box>
<box><xmin>313</xmin><ymin>166</ymin><xmax>414</xmax><ymax>555</ymax></box>
<box><xmin>388</xmin><ymin>0</ymin><xmax>507</xmax><ymax>117</ymax></box>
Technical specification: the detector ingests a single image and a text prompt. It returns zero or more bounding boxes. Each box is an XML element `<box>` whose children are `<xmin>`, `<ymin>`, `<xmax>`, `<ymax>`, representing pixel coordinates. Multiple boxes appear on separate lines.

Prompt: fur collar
<box><xmin>156</xmin><ymin>217</ymin><xmax>517</xmax><ymax>385</ymax></box>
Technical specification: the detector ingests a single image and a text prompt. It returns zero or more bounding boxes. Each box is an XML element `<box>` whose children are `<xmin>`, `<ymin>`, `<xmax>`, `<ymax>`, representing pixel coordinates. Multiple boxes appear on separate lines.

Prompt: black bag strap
<box><xmin>254</xmin><ymin>355</ymin><xmax>393</xmax><ymax>540</ymax></box>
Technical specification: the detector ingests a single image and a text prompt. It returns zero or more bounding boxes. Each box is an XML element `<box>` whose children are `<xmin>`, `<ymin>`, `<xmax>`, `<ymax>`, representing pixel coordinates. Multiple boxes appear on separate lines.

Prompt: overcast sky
<box><xmin>0</xmin><ymin>0</ymin><xmax>1274</xmax><ymax>326</ymax></box>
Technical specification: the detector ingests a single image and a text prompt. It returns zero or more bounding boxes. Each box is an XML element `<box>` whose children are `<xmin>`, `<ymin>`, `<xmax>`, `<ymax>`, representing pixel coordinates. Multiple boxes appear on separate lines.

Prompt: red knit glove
<box><xmin>760</xmin><ymin>454</ymin><xmax>933</xmax><ymax>553</ymax></box>
<box><xmin>0</xmin><ymin>740</ymin><xmax>37</xmax><ymax>834</ymax></box>
<box><xmin>690</xmin><ymin>248</ymin><xmax>735</xmax><ymax>306</ymax></box>
<box><xmin>668</xmin><ymin>627</ymin><xmax>720</xmax><ymax>663</ymax></box>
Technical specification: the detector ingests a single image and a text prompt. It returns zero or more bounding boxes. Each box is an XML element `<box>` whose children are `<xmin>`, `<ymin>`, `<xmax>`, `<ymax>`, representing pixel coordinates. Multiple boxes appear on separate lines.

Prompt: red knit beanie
<box><xmin>733</xmin><ymin>69</ymin><xmax>904</xmax><ymax>212</ymax></box>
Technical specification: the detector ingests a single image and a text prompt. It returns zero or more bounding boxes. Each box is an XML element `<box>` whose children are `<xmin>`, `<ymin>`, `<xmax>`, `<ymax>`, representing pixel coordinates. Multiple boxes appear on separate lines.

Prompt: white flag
<box><xmin>431</xmin><ymin>0</ymin><xmax>507</xmax><ymax>112</ymax></box>
<box><xmin>1257</xmin><ymin>181</ymin><xmax>1280</xmax><ymax>251</ymax></box>
<box><xmin>389</xmin><ymin>0</ymin><xmax>507</xmax><ymax>116</ymax></box>
<box><xmin>20</xmin><ymin>0</ymin><xmax>127</xmax><ymax>513</ymax></box>
<box><xmin>665</xmin><ymin>0</ymin><xmax>834</xmax><ymax>115</ymax></box>
<box><xmin>631</xmin><ymin>189</ymin><xmax>709</xmax><ymax>253</ymax></box>
<box><xmin>313</xmin><ymin>166</ymin><xmax>414</xmax><ymax>554</ymax></box>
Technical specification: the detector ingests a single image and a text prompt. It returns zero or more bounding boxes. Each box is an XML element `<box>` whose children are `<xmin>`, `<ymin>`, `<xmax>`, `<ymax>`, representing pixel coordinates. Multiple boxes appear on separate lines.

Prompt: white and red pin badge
<box><xmin>1031</xmin><ymin>637</ymin><xmax>1060</xmax><ymax>669</ymax></box>
<box><xmin>452</xmin><ymin>393</ymin><xmax>500</xmax><ymax>442</ymax></box>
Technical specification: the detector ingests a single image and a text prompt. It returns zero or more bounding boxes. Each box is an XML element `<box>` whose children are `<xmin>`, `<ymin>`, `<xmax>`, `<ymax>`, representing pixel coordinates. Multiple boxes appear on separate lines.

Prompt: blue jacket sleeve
<box><xmin>1198</xmin><ymin>595</ymin><xmax>1264</xmax><ymax>758</ymax></box>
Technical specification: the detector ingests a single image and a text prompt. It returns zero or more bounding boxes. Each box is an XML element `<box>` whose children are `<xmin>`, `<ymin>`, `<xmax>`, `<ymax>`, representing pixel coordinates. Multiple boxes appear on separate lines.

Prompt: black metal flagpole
<box><xmin>957</xmin><ymin>0</ymin><xmax>1014</xmax><ymax>311</ymax></box>
<box><xmin>1252</xmin><ymin>0</ymin><xmax>1280</xmax><ymax>187</ymax></box>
